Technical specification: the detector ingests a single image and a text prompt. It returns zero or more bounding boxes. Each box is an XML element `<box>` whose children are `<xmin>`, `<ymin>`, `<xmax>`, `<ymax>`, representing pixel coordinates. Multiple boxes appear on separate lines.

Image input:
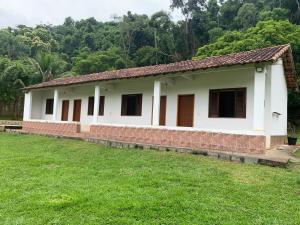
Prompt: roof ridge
<box><xmin>271</xmin><ymin>44</ymin><xmax>291</xmax><ymax>61</ymax></box>
<box><xmin>199</xmin><ymin>44</ymin><xmax>290</xmax><ymax>60</ymax></box>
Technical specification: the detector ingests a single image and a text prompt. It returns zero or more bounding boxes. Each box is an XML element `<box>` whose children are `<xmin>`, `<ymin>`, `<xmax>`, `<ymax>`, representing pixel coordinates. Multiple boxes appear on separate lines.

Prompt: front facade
<box><xmin>22</xmin><ymin>45</ymin><xmax>298</xmax><ymax>154</ymax></box>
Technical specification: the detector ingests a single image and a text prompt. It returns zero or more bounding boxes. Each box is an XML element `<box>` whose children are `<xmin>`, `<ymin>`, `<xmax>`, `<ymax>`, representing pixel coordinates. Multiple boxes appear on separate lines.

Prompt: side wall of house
<box><xmin>31</xmin><ymin>91</ymin><xmax>43</xmax><ymax>120</ymax></box>
<box><xmin>265</xmin><ymin>59</ymin><xmax>288</xmax><ymax>137</ymax></box>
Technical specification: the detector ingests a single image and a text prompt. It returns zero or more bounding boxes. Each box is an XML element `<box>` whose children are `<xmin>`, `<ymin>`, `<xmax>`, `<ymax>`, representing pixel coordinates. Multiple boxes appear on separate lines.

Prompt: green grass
<box><xmin>0</xmin><ymin>133</ymin><xmax>299</xmax><ymax>225</ymax></box>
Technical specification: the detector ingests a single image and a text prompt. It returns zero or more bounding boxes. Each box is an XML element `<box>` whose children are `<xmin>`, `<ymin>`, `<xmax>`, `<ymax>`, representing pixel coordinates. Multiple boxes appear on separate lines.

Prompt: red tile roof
<box><xmin>25</xmin><ymin>44</ymin><xmax>298</xmax><ymax>90</ymax></box>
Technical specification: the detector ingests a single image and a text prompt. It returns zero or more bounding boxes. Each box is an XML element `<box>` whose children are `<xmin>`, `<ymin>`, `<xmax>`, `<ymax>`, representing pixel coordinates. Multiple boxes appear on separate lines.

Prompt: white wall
<box><xmin>44</xmin><ymin>81</ymin><xmax>154</xmax><ymax>126</ymax></box>
<box><xmin>57</xmin><ymin>86</ymin><xmax>93</xmax><ymax>124</ymax></box>
<box><xmin>23</xmin><ymin>92</ymin><xmax>32</xmax><ymax>120</ymax></box>
<box><xmin>164</xmin><ymin>68</ymin><xmax>254</xmax><ymax>131</ymax></box>
<box><xmin>265</xmin><ymin>59</ymin><xmax>288</xmax><ymax>136</ymax></box>
<box><xmin>31</xmin><ymin>90</ymin><xmax>44</xmax><ymax>120</ymax></box>
<box><xmin>26</xmin><ymin>63</ymin><xmax>287</xmax><ymax>135</ymax></box>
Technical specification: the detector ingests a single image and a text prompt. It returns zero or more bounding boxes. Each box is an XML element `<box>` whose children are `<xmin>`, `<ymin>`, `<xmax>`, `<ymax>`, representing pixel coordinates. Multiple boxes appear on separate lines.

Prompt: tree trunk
<box><xmin>13</xmin><ymin>100</ymin><xmax>17</xmax><ymax>119</ymax></box>
<box><xmin>154</xmin><ymin>29</ymin><xmax>158</xmax><ymax>65</ymax></box>
<box><xmin>185</xmin><ymin>17</ymin><xmax>189</xmax><ymax>57</ymax></box>
<box><xmin>0</xmin><ymin>101</ymin><xmax>2</xmax><ymax>116</ymax></box>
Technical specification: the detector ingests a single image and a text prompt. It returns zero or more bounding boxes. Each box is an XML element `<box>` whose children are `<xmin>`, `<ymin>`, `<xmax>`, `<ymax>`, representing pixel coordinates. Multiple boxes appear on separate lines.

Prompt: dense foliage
<box><xmin>195</xmin><ymin>20</ymin><xmax>300</xmax><ymax>73</ymax></box>
<box><xmin>0</xmin><ymin>0</ymin><xmax>299</xmax><ymax>118</ymax></box>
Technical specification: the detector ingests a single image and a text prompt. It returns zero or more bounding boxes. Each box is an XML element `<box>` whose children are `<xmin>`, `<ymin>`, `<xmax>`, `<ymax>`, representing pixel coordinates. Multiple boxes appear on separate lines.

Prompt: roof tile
<box><xmin>25</xmin><ymin>44</ymin><xmax>297</xmax><ymax>90</ymax></box>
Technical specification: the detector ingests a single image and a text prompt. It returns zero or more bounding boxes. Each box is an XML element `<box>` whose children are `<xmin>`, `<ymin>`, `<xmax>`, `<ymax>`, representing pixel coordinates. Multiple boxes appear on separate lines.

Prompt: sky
<box><xmin>0</xmin><ymin>0</ymin><xmax>183</xmax><ymax>28</ymax></box>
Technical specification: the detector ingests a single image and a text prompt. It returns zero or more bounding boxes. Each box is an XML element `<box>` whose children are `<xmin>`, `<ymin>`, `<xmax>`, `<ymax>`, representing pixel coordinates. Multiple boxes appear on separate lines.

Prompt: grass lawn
<box><xmin>0</xmin><ymin>133</ymin><xmax>299</xmax><ymax>225</ymax></box>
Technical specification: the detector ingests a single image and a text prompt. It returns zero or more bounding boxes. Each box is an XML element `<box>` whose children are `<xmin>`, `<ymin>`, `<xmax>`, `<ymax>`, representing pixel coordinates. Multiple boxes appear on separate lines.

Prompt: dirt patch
<box><xmin>293</xmin><ymin>149</ymin><xmax>300</xmax><ymax>158</ymax></box>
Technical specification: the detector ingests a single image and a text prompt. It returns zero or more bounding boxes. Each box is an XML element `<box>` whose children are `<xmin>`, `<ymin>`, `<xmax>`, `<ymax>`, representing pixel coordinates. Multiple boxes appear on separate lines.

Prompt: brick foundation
<box><xmin>270</xmin><ymin>136</ymin><xmax>286</xmax><ymax>148</ymax></box>
<box><xmin>90</xmin><ymin>125</ymin><xmax>266</xmax><ymax>154</ymax></box>
<box><xmin>22</xmin><ymin>122</ymin><xmax>269</xmax><ymax>154</ymax></box>
<box><xmin>23</xmin><ymin>121</ymin><xmax>80</xmax><ymax>136</ymax></box>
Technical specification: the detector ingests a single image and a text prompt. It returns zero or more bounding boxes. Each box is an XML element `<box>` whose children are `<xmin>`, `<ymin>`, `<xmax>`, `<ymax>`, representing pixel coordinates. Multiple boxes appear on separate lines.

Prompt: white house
<box><xmin>22</xmin><ymin>45</ymin><xmax>298</xmax><ymax>154</ymax></box>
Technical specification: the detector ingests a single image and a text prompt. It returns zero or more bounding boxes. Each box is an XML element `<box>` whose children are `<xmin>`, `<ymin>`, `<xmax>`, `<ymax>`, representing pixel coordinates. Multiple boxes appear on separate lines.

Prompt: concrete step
<box><xmin>0</xmin><ymin>125</ymin><xmax>22</xmax><ymax>132</ymax></box>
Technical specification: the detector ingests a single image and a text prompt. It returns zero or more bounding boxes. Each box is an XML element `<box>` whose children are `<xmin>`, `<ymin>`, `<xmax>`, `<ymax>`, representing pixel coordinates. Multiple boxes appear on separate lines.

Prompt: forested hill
<box><xmin>0</xmin><ymin>0</ymin><xmax>300</xmax><ymax>118</ymax></box>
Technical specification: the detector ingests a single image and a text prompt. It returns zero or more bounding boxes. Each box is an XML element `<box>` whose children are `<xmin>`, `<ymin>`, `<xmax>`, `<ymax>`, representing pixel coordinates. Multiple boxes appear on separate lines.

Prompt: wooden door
<box><xmin>73</xmin><ymin>99</ymin><xmax>81</xmax><ymax>122</ymax></box>
<box><xmin>177</xmin><ymin>95</ymin><xmax>194</xmax><ymax>127</ymax></box>
<box><xmin>159</xmin><ymin>96</ymin><xmax>167</xmax><ymax>126</ymax></box>
<box><xmin>61</xmin><ymin>100</ymin><xmax>69</xmax><ymax>121</ymax></box>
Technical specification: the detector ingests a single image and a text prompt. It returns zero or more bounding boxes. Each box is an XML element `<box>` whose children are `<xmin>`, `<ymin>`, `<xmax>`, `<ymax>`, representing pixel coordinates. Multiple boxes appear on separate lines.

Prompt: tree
<box><xmin>208</xmin><ymin>27</ymin><xmax>224</xmax><ymax>42</ymax></box>
<box><xmin>170</xmin><ymin>0</ymin><xmax>206</xmax><ymax>57</ymax></box>
<box><xmin>0</xmin><ymin>58</ymin><xmax>35</xmax><ymax>118</ymax></box>
<box><xmin>170</xmin><ymin>0</ymin><xmax>206</xmax><ymax>15</ymax></box>
<box><xmin>63</xmin><ymin>17</ymin><xmax>75</xmax><ymax>27</ymax></box>
<box><xmin>281</xmin><ymin>0</ymin><xmax>300</xmax><ymax>24</ymax></box>
<box><xmin>219</xmin><ymin>0</ymin><xmax>242</xmax><ymax>30</ymax></box>
<box><xmin>258</xmin><ymin>8</ymin><xmax>290</xmax><ymax>21</ymax></box>
<box><xmin>135</xmin><ymin>46</ymin><xmax>158</xmax><ymax>66</ymax></box>
<box><xmin>207</xmin><ymin>0</ymin><xmax>220</xmax><ymax>24</ymax></box>
<box><xmin>72</xmin><ymin>48</ymin><xmax>125</xmax><ymax>74</ymax></box>
<box><xmin>29</xmin><ymin>52</ymin><xmax>68</xmax><ymax>82</ymax></box>
<box><xmin>119</xmin><ymin>12</ymin><xmax>151</xmax><ymax>66</ymax></box>
<box><xmin>150</xmin><ymin>11</ymin><xmax>176</xmax><ymax>64</ymax></box>
<box><xmin>0</xmin><ymin>29</ymin><xmax>30</xmax><ymax>59</ymax></box>
<box><xmin>236</xmin><ymin>3</ymin><xmax>257</xmax><ymax>29</ymax></box>
<box><xmin>195</xmin><ymin>20</ymin><xmax>300</xmax><ymax>78</ymax></box>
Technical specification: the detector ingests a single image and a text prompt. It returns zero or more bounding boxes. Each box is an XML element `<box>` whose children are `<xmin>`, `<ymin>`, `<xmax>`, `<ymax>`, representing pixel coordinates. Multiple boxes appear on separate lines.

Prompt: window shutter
<box><xmin>121</xmin><ymin>95</ymin><xmax>127</xmax><ymax>116</ymax></box>
<box><xmin>209</xmin><ymin>91</ymin><xmax>219</xmax><ymax>117</ymax></box>
<box><xmin>45</xmin><ymin>100</ymin><xmax>48</xmax><ymax>114</ymax></box>
<box><xmin>99</xmin><ymin>96</ymin><xmax>105</xmax><ymax>116</ymax></box>
<box><xmin>136</xmin><ymin>94</ymin><xmax>142</xmax><ymax>116</ymax></box>
<box><xmin>235</xmin><ymin>89</ymin><xmax>246</xmax><ymax>118</ymax></box>
<box><xmin>87</xmin><ymin>96</ymin><xmax>94</xmax><ymax>116</ymax></box>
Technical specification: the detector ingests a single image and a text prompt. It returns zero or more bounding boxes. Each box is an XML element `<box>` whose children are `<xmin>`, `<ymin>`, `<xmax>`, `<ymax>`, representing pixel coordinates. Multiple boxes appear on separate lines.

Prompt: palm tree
<box><xmin>29</xmin><ymin>52</ymin><xmax>54</xmax><ymax>82</ymax></box>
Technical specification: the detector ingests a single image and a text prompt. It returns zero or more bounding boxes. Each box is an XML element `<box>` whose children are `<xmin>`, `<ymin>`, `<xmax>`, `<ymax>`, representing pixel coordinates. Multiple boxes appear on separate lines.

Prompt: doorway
<box><xmin>177</xmin><ymin>95</ymin><xmax>194</xmax><ymax>127</ymax></box>
<box><xmin>73</xmin><ymin>99</ymin><xmax>81</xmax><ymax>122</ymax></box>
<box><xmin>61</xmin><ymin>100</ymin><xmax>69</xmax><ymax>121</ymax></box>
<box><xmin>159</xmin><ymin>96</ymin><xmax>167</xmax><ymax>126</ymax></box>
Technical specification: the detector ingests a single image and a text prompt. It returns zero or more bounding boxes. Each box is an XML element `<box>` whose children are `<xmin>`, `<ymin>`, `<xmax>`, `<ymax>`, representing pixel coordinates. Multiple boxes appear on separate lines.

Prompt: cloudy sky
<box><xmin>0</xmin><ymin>0</ymin><xmax>182</xmax><ymax>28</ymax></box>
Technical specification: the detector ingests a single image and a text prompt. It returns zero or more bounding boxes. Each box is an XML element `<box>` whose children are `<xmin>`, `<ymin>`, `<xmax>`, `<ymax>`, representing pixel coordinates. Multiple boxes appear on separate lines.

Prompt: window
<box><xmin>209</xmin><ymin>88</ymin><xmax>246</xmax><ymax>118</ymax></box>
<box><xmin>45</xmin><ymin>98</ymin><xmax>54</xmax><ymax>114</ymax></box>
<box><xmin>99</xmin><ymin>96</ymin><xmax>105</xmax><ymax>116</ymax></box>
<box><xmin>88</xmin><ymin>96</ymin><xmax>94</xmax><ymax>116</ymax></box>
<box><xmin>121</xmin><ymin>94</ymin><xmax>142</xmax><ymax>116</ymax></box>
<box><xmin>88</xmin><ymin>96</ymin><xmax>105</xmax><ymax>116</ymax></box>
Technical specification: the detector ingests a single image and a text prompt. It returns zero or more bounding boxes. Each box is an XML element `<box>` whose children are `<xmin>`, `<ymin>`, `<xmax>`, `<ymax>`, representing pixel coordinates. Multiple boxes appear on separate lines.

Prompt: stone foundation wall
<box><xmin>90</xmin><ymin>125</ymin><xmax>266</xmax><ymax>154</ymax></box>
<box><xmin>23</xmin><ymin>121</ymin><xmax>80</xmax><ymax>136</ymax></box>
<box><xmin>0</xmin><ymin>120</ymin><xmax>22</xmax><ymax>126</ymax></box>
<box><xmin>270</xmin><ymin>136</ymin><xmax>286</xmax><ymax>148</ymax></box>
